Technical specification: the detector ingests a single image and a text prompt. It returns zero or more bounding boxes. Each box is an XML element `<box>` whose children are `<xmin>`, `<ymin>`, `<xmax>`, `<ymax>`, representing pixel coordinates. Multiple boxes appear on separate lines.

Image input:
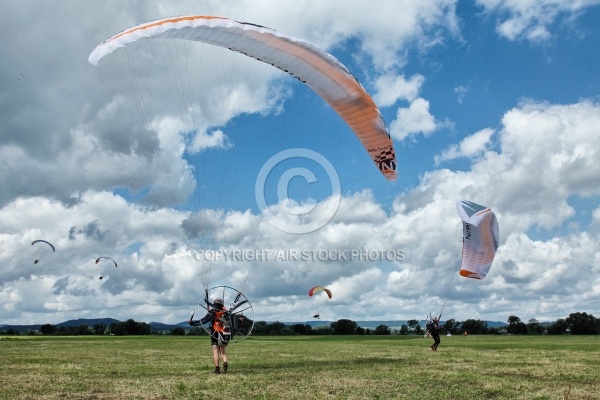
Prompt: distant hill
<box><xmin>1</xmin><ymin>318</ymin><xmax>121</xmax><ymax>334</ymax></box>
<box><xmin>149</xmin><ymin>322</ymin><xmax>182</xmax><ymax>332</ymax></box>
<box><xmin>57</xmin><ymin>318</ymin><xmax>120</xmax><ymax>327</ymax></box>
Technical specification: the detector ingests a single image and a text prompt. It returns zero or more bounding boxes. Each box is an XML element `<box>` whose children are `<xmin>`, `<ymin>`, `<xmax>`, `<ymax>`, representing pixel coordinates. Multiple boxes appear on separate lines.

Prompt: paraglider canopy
<box><xmin>456</xmin><ymin>200</ymin><xmax>499</xmax><ymax>280</ymax></box>
<box><xmin>31</xmin><ymin>240</ymin><xmax>55</xmax><ymax>252</ymax></box>
<box><xmin>95</xmin><ymin>256</ymin><xmax>118</xmax><ymax>280</ymax></box>
<box><xmin>95</xmin><ymin>256</ymin><xmax>118</xmax><ymax>268</ymax></box>
<box><xmin>31</xmin><ymin>239</ymin><xmax>55</xmax><ymax>264</ymax></box>
<box><xmin>308</xmin><ymin>286</ymin><xmax>332</xmax><ymax>299</ymax></box>
<box><xmin>88</xmin><ymin>15</ymin><xmax>398</xmax><ymax>181</ymax></box>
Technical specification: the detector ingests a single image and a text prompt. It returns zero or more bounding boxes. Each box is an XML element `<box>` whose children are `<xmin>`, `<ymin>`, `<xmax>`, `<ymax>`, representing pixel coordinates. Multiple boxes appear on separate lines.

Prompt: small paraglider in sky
<box><xmin>31</xmin><ymin>239</ymin><xmax>55</xmax><ymax>264</ymax></box>
<box><xmin>95</xmin><ymin>256</ymin><xmax>117</xmax><ymax>280</ymax></box>
<box><xmin>309</xmin><ymin>286</ymin><xmax>332</xmax><ymax>320</ymax></box>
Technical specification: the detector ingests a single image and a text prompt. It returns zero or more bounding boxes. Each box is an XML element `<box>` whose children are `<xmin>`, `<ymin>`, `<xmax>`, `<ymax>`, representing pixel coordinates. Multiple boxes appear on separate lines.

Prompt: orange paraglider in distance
<box><xmin>308</xmin><ymin>286</ymin><xmax>332</xmax><ymax>299</ymax></box>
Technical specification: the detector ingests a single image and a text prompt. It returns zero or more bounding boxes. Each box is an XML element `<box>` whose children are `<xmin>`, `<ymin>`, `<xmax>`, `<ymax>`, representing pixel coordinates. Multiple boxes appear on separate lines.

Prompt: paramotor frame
<box><xmin>194</xmin><ymin>285</ymin><xmax>254</xmax><ymax>341</ymax></box>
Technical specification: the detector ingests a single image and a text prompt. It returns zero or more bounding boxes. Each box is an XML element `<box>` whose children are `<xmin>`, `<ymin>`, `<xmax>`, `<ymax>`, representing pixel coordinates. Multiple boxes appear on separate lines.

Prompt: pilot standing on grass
<box><xmin>427</xmin><ymin>317</ymin><xmax>442</xmax><ymax>351</ymax></box>
<box><xmin>189</xmin><ymin>298</ymin><xmax>230</xmax><ymax>374</ymax></box>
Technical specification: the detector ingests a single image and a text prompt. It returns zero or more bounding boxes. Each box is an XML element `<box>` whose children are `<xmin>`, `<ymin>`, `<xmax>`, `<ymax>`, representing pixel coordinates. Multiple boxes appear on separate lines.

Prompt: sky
<box><xmin>1</xmin><ymin>0</ymin><xmax>600</xmax><ymax>326</ymax></box>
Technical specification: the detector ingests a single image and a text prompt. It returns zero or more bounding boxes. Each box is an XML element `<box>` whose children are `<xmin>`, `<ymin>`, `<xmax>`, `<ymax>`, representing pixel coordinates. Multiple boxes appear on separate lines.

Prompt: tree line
<box><xmin>244</xmin><ymin>312</ymin><xmax>599</xmax><ymax>336</ymax></box>
<box><xmin>2</xmin><ymin>312</ymin><xmax>598</xmax><ymax>336</ymax></box>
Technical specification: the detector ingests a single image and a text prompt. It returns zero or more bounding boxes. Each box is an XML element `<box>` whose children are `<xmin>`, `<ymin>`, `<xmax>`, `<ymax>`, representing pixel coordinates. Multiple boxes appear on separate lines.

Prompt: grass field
<box><xmin>0</xmin><ymin>334</ymin><xmax>598</xmax><ymax>400</ymax></box>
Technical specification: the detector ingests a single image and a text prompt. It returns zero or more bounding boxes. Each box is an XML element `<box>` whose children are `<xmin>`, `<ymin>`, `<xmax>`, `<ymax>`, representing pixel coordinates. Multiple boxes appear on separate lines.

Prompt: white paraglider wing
<box><xmin>88</xmin><ymin>15</ymin><xmax>397</xmax><ymax>181</ymax></box>
<box><xmin>456</xmin><ymin>200</ymin><xmax>499</xmax><ymax>280</ymax></box>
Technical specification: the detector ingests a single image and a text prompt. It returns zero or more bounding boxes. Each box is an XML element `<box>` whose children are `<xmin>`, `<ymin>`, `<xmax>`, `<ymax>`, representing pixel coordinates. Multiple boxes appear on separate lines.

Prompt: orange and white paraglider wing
<box><xmin>456</xmin><ymin>200</ymin><xmax>499</xmax><ymax>280</ymax></box>
<box><xmin>88</xmin><ymin>15</ymin><xmax>397</xmax><ymax>181</ymax></box>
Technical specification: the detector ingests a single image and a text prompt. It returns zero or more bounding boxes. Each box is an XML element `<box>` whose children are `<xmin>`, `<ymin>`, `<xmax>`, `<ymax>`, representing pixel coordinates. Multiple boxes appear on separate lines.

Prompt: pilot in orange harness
<box><xmin>189</xmin><ymin>297</ymin><xmax>231</xmax><ymax>374</ymax></box>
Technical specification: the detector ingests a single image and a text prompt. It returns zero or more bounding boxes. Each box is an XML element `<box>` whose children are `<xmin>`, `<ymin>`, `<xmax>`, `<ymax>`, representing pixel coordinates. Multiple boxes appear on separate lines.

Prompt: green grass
<box><xmin>0</xmin><ymin>335</ymin><xmax>598</xmax><ymax>399</ymax></box>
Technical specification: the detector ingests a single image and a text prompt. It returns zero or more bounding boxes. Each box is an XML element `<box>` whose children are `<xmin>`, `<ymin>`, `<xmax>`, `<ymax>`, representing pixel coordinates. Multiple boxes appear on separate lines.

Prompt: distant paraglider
<box><xmin>309</xmin><ymin>286</ymin><xmax>332</xmax><ymax>320</ymax></box>
<box><xmin>95</xmin><ymin>256</ymin><xmax>117</xmax><ymax>268</ymax></box>
<box><xmin>31</xmin><ymin>239</ymin><xmax>55</xmax><ymax>264</ymax></box>
<box><xmin>456</xmin><ymin>200</ymin><xmax>499</xmax><ymax>280</ymax></box>
<box><xmin>308</xmin><ymin>286</ymin><xmax>332</xmax><ymax>299</ymax></box>
<box><xmin>95</xmin><ymin>256</ymin><xmax>118</xmax><ymax>280</ymax></box>
<box><xmin>31</xmin><ymin>239</ymin><xmax>55</xmax><ymax>252</ymax></box>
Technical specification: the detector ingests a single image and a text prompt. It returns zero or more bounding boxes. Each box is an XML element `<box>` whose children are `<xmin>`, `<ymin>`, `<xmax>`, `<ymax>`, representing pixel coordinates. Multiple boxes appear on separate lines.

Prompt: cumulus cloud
<box><xmin>475</xmin><ymin>0</ymin><xmax>600</xmax><ymax>42</ymax></box>
<box><xmin>373</xmin><ymin>74</ymin><xmax>425</xmax><ymax>107</ymax></box>
<box><xmin>389</xmin><ymin>98</ymin><xmax>438</xmax><ymax>141</ymax></box>
<box><xmin>393</xmin><ymin>99</ymin><xmax>600</xmax><ymax>317</ymax></box>
<box><xmin>435</xmin><ymin>128</ymin><xmax>495</xmax><ymax>165</ymax></box>
<box><xmin>404</xmin><ymin>99</ymin><xmax>600</xmax><ymax>234</ymax></box>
